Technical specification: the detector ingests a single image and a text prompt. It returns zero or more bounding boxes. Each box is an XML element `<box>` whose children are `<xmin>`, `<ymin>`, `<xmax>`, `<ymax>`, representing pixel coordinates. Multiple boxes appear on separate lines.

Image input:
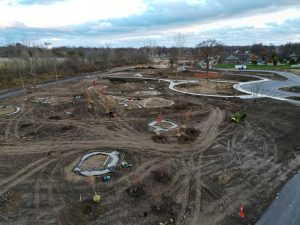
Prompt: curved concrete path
<box><xmin>234</xmin><ymin>70</ymin><xmax>300</xmax><ymax>104</ymax></box>
<box><xmin>256</xmin><ymin>172</ymin><xmax>300</xmax><ymax>225</ymax></box>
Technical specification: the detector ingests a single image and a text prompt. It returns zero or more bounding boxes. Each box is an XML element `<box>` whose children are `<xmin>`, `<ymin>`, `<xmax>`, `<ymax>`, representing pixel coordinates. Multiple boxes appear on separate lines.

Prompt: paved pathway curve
<box><xmin>256</xmin><ymin>172</ymin><xmax>300</xmax><ymax>225</ymax></box>
<box><xmin>234</xmin><ymin>70</ymin><xmax>300</xmax><ymax>104</ymax></box>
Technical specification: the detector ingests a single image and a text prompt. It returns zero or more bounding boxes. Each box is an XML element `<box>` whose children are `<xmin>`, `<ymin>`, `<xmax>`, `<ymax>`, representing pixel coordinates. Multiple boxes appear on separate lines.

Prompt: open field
<box><xmin>0</xmin><ymin>68</ymin><xmax>299</xmax><ymax>225</ymax></box>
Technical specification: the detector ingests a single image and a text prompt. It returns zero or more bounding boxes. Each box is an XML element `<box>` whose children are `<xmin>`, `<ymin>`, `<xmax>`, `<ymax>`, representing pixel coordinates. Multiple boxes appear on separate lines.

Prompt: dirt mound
<box><xmin>119</xmin><ymin>83</ymin><xmax>138</xmax><ymax>92</ymax></box>
<box><xmin>144</xmin><ymin>97</ymin><xmax>174</xmax><ymax>108</ymax></box>
<box><xmin>183</xmin><ymin>127</ymin><xmax>200</xmax><ymax>137</ymax></box>
<box><xmin>48</xmin><ymin>115</ymin><xmax>62</xmax><ymax>120</ymax></box>
<box><xmin>153</xmin><ymin>170</ymin><xmax>172</xmax><ymax>184</ymax></box>
<box><xmin>177</xmin><ymin>134</ymin><xmax>196</xmax><ymax>144</ymax></box>
<box><xmin>152</xmin><ymin>134</ymin><xmax>169</xmax><ymax>144</ymax></box>
<box><xmin>152</xmin><ymin>127</ymin><xmax>199</xmax><ymax>144</ymax></box>
<box><xmin>126</xmin><ymin>185</ymin><xmax>146</xmax><ymax>199</ymax></box>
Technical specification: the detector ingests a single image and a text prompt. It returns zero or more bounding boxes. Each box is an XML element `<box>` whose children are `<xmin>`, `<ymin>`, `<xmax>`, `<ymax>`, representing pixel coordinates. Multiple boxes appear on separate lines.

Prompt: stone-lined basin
<box><xmin>73</xmin><ymin>151</ymin><xmax>120</xmax><ymax>176</ymax></box>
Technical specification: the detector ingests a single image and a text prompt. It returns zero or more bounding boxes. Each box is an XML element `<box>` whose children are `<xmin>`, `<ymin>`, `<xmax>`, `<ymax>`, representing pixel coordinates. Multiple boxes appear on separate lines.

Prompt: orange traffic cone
<box><xmin>239</xmin><ymin>205</ymin><xmax>245</xmax><ymax>218</ymax></box>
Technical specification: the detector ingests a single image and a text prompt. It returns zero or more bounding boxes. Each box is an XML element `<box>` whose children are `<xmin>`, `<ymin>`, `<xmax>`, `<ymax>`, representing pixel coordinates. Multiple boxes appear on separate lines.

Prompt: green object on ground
<box><xmin>121</xmin><ymin>161</ymin><xmax>132</xmax><ymax>168</ymax></box>
<box><xmin>102</xmin><ymin>175</ymin><xmax>111</xmax><ymax>182</ymax></box>
<box><xmin>232</xmin><ymin>112</ymin><xmax>247</xmax><ymax>123</ymax></box>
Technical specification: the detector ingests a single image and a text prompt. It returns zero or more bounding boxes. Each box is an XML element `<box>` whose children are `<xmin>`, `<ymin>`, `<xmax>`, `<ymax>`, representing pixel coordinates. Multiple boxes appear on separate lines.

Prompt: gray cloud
<box><xmin>1</xmin><ymin>0</ymin><xmax>300</xmax><ymax>46</ymax></box>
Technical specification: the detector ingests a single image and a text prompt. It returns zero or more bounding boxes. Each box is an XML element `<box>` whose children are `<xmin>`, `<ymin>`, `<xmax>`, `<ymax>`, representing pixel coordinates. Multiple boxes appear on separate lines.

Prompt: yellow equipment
<box><xmin>93</xmin><ymin>194</ymin><xmax>101</xmax><ymax>203</ymax></box>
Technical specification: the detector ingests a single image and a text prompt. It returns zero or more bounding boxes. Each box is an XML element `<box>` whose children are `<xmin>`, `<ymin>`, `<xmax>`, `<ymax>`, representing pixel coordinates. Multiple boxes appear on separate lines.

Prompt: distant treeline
<box><xmin>0</xmin><ymin>44</ymin><xmax>149</xmax><ymax>88</ymax></box>
<box><xmin>0</xmin><ymin>42</ymin><xmax>299</xmax><ymax>88</ymax></box>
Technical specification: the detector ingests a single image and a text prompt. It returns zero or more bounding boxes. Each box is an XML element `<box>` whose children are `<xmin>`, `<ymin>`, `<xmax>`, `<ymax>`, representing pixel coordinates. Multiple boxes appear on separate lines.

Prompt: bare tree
<box><xmin>49</xmin><ymin>49</ymin><xmax>60</xmax><ymax>86</ymax></box>
<box><xmin>196</xmin><ymin>39</ymin><xmax>223</xmax><ymax>73</ymax></box>
<box><xmin>144</xmin><ymin>39</ymin><xmax>158</xmax><ymax>62</ymax></box>
<box><xmin>174</xmin><ymin>33</ymin><xmax>186</xmax><ymax>80</ymax></box>
<box><xmin>250</xmin><ymin>81</ymin><xmax>265</xmax><ymax>102</ymax></box>
<box><xmin>6</xmin><ymin>43</ymin><xmax>27</xmax><ymax>95</ymax></box>
<box><xmin>103</xmin><ymin>43</ymin><xmax>113</xmax><ymax>71</ymax></box>
<box><xmin>129</xmin><ymin>173</ymin><xmax>142</xmax><ymax>192</ymax></box>
<box><xmin>21</xmin><ymin>39</ymin><xmax>41</xmax><ymax>91</ymax></box>
<box><xmin>151</xmin><ymin>186</ymin><xmax>163</xmax><ymax>210</ymax></box>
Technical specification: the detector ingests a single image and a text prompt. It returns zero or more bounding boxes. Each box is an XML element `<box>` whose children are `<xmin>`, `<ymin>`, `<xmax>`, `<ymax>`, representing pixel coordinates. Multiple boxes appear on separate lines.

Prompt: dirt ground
<box><xmin>279</xmin><ymin>86</ymin><xmax>300</xmax><ymax>93</ymax></box>
<box><xmin>175</xmin><ymin>80</ymin><xmax>245</xmax><ymax>96</ymax></box>
<box><xmin>288</xmin><ymin>69</ymin><xmax>300</xmax><ymax>76</ymax></box>
<box><xmin>80</xmin><ymin>154</ymin><xmax>108</xmax><ymax>170</ymax></box>
<box><xmin>0</xmin><ymin>106</ymin><xmax>16</xmax><ymax>116</ymax></box>
<box><xmin>0</xmin><ymin>68</ymin><xmax>299</xmax><ymax>225</ymax></box>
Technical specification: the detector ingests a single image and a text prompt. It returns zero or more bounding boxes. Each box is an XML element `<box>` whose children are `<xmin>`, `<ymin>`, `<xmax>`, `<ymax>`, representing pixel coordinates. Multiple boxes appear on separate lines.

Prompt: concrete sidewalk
<box><xmin>256</xmin><ymin>172</ymin><xmax>300</xmax><ymax>225</ymax></box>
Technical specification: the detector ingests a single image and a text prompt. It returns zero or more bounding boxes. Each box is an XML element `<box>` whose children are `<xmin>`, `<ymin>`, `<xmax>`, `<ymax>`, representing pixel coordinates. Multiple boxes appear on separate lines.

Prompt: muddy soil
<box><xmin>0</xmin><ymin>106</ymin><xmax>16</xmax><ymax>116</ymax></box>
<box><xmin>176</xmin><ymin>80</ymin><xmax>245</xmax><ymax>96</ymax></box>
<box><xmin>279</xmin><ymin>86</ymin><xmax>300</xmax><ymax>93</ymax></box>
<box><xmin>0</xmin><ymin>69</ymin><xmax>299</xmax><ymax>225</ymax></box>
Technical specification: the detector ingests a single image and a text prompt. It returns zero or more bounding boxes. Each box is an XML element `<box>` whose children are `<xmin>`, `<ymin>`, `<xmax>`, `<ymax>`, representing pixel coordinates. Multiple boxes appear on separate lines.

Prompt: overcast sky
<box><xmin>0</xmin><ymin>0</ymin><xmax>300</xmax><ymax>47</ymax></box>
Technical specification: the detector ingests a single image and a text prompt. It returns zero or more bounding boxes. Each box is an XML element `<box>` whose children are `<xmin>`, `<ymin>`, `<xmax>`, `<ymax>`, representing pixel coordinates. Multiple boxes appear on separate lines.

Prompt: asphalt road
<box><xmin>256</xmin><ymin>172</ymin><xmax>300</xmax><ymax>225</ymax></box>
<box><xmin>237</xmin><ymin>70</ymin><xmax>300</xmax><ymax>101</ymax></box>
<box><xmin>0</xmin><ymin>71</ymin><xmax>100</xmax><ymax>100</ymax></box>
<box><xmin>0</xmin><ymin>66</ymin><xmax>132</xmax><ymax>101</ymax></box>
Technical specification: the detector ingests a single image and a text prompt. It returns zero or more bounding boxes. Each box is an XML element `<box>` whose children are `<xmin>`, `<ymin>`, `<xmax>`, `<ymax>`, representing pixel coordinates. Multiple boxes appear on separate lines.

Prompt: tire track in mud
<box><xmin>33</xmin><ymin>151</ymin><xmax>83</xmax><ymax>225</ymax></box>
<box><xmin>173</xmin><ymin>160</ymin><xmax>192</xmax><ymax>225</ymax></box>
<box><xmin>114</xmin><ymin>106</ymin><xmax>226</xmax><ymax>224</ymax></box>
<box><xmin>34</xmin><ymin>166</ymin><xmax>46</xmax><ymax>222</ymax></box>
<box><xmin>4</xmin><ymin>105</ymin><xmax>25</xmax><ymax>142</ymax></box>
<box><xmin>2</xmin><ymin>72</ymin><xmax>296</xmax><ymax>225</ymax></box>
<box><xmin>186</xmin><ymin>119</ymin><xmax>284</xmax><ymax>225</ymax></box>
<box><xmin>0</xmin><ymin>157</ymin><xmax>49</xmax><ymax>190</ymax></box>
<box><xmin>47</xmin><ymin>159</ymin><xmax>68</xmax><ymax>225</ymax></box>
<box><xmin>13</xmin><ymin>106</ymin><xmax>31</xmax><ymax>140</ymax></box>
<box><xmin>0</xmin><ymin>158</ymin><xmax>56</xmax><ymax>194</ymax></box>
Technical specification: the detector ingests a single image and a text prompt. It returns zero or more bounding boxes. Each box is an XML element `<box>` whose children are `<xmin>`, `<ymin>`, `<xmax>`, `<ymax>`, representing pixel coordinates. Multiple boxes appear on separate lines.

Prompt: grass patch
<box><xmin>247</xmin><ymin>64</ymin><xmax>291</xmax><ymax>70</ymax></box>
<box><xmin>215</xmin><ymin>64</ymin><xmax>292</xmax><ymax>70</ymax></box>
<box><xmin>215</xmin><ymin>64</ymin><xmax>235</xmax><ymax>69</ymax></box>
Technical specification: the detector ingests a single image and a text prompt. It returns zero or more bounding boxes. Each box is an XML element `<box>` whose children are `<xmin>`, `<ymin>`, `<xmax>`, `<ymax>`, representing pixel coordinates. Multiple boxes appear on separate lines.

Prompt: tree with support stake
<box><xmin>156</xmin><ymin>113</ymin><xmax>163</xmax><ymax>125</ymax></box>
<box><xmin>174</xmin><ymin>33</ymin><xmax>186</xmax><ymax>81</ymax></box>
<box><xmin>184</xmin><ymin>110</ymin><xmax>192</xmax><ymax>127</ymax></box>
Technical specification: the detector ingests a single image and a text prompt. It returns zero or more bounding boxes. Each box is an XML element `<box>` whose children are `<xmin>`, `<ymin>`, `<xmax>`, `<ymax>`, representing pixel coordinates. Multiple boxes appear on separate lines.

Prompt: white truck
<box><xmin>235</xmin><ymin>65</ymin><xmax>247</xmax><ymax>70</ymax></box>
